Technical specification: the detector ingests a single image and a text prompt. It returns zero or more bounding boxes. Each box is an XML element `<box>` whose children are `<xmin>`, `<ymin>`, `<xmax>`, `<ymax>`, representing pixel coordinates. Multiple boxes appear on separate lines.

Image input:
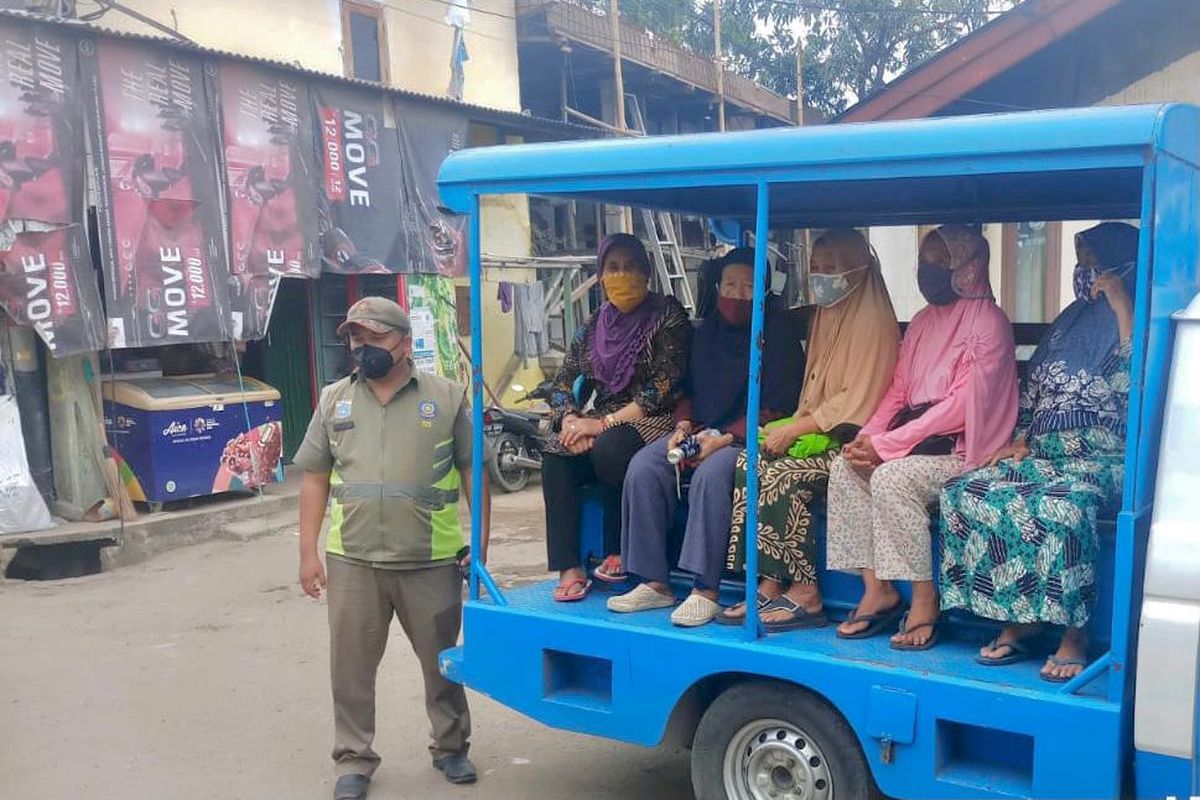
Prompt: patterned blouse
<box><xmin>550</xmin><ymin>295</ymin><xmax>690</xmax><ymax>428</ymax></box>
<box><xmin>1015</xmin><ymin>338</ymin><xmax>1133</xmax><ymax>442</ymax></box>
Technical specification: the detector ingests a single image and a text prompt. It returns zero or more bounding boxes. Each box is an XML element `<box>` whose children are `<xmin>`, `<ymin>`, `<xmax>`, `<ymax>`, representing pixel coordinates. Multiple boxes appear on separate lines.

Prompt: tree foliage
<box><xmin>592</xmin><ymin>0</ymin><xmax>1012</xmax><ymax>117</ymax></box>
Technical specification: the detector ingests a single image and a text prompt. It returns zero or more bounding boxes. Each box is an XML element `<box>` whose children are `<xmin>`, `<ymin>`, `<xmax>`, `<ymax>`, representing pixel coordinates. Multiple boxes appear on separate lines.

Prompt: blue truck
<box><xmin>438</xmin><ymin>104</ymin><xmax>1200</xmax><ymax>800</ymax></box>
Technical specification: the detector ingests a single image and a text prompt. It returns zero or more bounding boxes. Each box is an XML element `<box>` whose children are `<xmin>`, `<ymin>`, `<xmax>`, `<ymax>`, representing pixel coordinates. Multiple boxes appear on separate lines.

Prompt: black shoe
<box><xmin>334</xmin><ymin>773</ymin><xmax>370</xmax><ymax>800</ymax></box>
<box><xmin>433</xmin><ymin>753</ymin><xmax>478</xmax><ymax>784</ymax></box>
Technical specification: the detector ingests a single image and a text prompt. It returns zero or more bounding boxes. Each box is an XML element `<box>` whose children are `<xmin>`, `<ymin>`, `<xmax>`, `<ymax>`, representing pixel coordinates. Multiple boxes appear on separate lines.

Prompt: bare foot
<box><xmin>762</xmin><ymin>583</ymin><xmax>822</xmax><ymax>625</ymax></box>
<box><xmin>890</xmin><ymin>583</ymin><xmax>939</xmax><ymax>648</ymax></box>
<box><xmin>978</xmin><ymin>623</ymin><xmax>1043</xmax><ymax>661</ymax></box>
<box><xmin>719</xmin><ymin>578</ymin><xmax>782</xmax><ymax>622</ymax></box>
<box><xmin>837</xmin><ymin>579</ymin><xmax>902</xmax><ymax>637</ymax></box>
<box><xmin>1042</xmin><ymin>627</ymin><xmax>1089</xmax><ymax>681</ymax></box>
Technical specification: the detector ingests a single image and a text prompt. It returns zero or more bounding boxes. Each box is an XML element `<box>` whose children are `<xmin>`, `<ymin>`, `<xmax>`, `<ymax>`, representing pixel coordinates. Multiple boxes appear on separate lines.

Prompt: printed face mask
<box><xmin>602</xmin><ymin>272</ymin><xmax>649</xmax><ymax>313</ymax></box>
<box><xmin>808</xmin><ymin>265</ymin><xmax>868</xmax><ymax>308</ymax></box>
<box><xmin>917</xmin><ymin>261</ymin><xmax>958</xmax><ymax>306</ymax></box>
<box><xmin>351</xmin><ymin>343</ymin><xmax>397</xmax><ymax>379</ymax></box>
<box><xmin>716</xmin><ymin>295</ymin><xmax>753</xmax><ymax>326</ymax></box>
<box><xmin>1074</xmin><ymin>261</ymin><xmax>1134</xmax><ymax>303</ymax></box>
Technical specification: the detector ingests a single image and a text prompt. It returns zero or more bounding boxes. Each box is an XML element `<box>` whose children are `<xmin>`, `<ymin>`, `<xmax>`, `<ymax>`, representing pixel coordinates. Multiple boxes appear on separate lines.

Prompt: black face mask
<box><xmin>351</xmin><ymin>344</ymin><xmax>398</xmax><ymax>380</ymax></box>
<box><xmin>917</xmin><ymin>261</ymin><xmax>958</xmax><ymax>306</ymax></box>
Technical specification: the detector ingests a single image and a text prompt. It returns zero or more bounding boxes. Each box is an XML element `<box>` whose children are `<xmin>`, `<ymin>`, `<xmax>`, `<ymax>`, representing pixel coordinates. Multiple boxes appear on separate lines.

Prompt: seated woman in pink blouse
<box><xmin>824</xmin><ymin>225</ymin><xmax>1019</xmax><ymax>650</ymax></box>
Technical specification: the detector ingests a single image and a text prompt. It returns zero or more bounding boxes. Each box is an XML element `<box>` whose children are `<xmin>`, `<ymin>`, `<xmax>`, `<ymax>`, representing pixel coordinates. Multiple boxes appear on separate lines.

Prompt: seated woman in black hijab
<box><xmin>607</xmin><ymin>248</ymin><xmax>806</xmax><ymax>626</ymax></box>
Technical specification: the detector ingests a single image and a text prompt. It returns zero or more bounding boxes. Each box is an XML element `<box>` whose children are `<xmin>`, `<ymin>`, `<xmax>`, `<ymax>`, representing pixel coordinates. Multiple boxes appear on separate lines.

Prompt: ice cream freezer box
<box><xmin>103</xmin><ymin>375</ymin><xmax>285</xmax><ymax>504</ymax></box>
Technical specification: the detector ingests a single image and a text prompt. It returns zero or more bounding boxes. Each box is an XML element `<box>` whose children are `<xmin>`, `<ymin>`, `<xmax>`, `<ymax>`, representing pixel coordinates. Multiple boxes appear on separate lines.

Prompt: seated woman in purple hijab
<box><xmin>543</xmin><ymin>234</ymin><xmax>691</xmax><ymax>602</ymax></box>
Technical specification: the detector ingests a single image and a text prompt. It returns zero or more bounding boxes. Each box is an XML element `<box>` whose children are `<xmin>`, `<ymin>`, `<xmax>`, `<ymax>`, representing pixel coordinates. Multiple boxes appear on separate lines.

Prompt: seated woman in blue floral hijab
<box><xmin>938</xmin><ymin>222</ymin><xmax>1138</xmax><ymax>683</ymax></box>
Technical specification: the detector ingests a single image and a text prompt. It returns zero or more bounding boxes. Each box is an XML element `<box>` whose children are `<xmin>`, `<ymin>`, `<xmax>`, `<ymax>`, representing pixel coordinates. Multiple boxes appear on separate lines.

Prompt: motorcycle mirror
<box><xmin>510</xmin><ymin>383</ymin><xmax>526</xmax><ymax>394</ymax></box>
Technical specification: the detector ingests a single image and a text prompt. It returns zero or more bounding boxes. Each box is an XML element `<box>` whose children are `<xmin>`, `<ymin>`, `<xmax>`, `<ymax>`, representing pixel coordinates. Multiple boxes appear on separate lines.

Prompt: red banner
<box><xmin>0</xmin><ymin>20</ymin><xmax>103</xmax><ymax>356</ymax></box>
<box><xmin>0</xmin><ymin>226</ymin><xmax>103</xmax><ymax>355</ymax></box>
<box><xmin>217</xmin><ymin>61</ymin><xmax>319</xmax><ymax>341</ymax></box>
<box><xmin>83</xmin><ymin>38</ymin><xmax>232</xmax><ymax>348</ymax></box>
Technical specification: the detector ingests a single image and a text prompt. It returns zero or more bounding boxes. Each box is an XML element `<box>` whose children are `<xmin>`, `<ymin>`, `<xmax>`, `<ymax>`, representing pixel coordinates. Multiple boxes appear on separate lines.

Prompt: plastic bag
<box><xmin>757</xmin><ymin>417</ymin><xmax>838</xmax><ymax>460</ymax></box>
<box><xmin>0</xmin><ymin>395</ymin><xmax>53</xmax><ymax>534</ymax></box>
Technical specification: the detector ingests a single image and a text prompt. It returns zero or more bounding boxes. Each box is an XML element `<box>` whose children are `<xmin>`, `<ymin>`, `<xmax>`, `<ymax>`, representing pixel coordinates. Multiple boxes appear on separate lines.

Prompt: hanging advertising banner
<box><xmin>216</xmin><ymin>60</ymin><xmax>320</xmax><ymax>341</ymax></box>
<box><xmin>82</xmin><ymin>38</ymin><xmax>232</xmax><ymax>348</ymax></box>
<box><xmin>312</xmin><ymin>82</ymin><xmax>405</xmax><ymax>274</ymax></box>
<box><xmin>0</xmin><ymin>226</ymin><xmax>105</xmax><ymax>356</ymax></box>
<box><xmin>394</xmin><ymin>97</ymin><xmax>468</xmax><ymax>277</ymax></box>
<box><xmin>0</xmin><ymin>20</ymin><xmax>104</xmax><ymax>355</ymax></box>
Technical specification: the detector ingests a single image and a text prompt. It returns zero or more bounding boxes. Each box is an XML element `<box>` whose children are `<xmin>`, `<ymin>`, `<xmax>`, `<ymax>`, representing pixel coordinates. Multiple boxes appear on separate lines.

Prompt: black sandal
<box><xmin>836</xmin><ymin>601</ymin><xmax>907</xmax><ymax>640</ymax></box>
<box><xmin>890</xmin><ymin>611</ymin><xmax>941</xmax><ymax>651</ymax></box>
<box><xmin>715</xmin><ymin>591</ymin><xmax>772</xmax><ymax>626</ymax></box>
<box><xmin>761</xmin><ymin>596</ymin><xmax>829</xmax><ymax>633</ymax></box>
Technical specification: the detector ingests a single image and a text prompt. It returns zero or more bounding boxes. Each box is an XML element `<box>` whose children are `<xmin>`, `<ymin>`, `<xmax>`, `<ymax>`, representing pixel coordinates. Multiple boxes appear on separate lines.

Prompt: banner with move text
<box><xmin>216</xmin><ymin>60</ymin><xmax>320</xmax><ymax>341</ymax></box>
<box><xmin>0</xmin><ymin>21</ymin><xmax>103</xmax><ymax>355</ymax></box>
<box><xmin>83</xmin><ymin>37</ymin><xmax>231</xmax><ymax>348</ymax></box>
<box><xmin>312</xmin><ymin>82</ymin><xmax>405</xmax><ymax>274</ymax></box>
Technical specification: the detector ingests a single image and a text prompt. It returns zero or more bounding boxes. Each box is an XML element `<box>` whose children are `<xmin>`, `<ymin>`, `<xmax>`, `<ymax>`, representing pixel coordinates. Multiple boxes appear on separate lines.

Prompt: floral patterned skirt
<box><xmin>939</xmin><ymin>427</ymin><xmax>1124</xmax><ymax>627</ymax></box>
<box><xmin>725</xmin><ymin>448</ymin><xmax>836</xmax><ymax>585</ymax></box>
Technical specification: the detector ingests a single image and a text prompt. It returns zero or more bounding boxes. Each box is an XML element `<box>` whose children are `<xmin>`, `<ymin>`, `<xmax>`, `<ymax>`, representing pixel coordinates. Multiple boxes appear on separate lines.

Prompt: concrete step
<box><xmin>219</xmin><ymin>510</ymin><xmax>298</xmax><ymax>543</ymax></box>
<box><xmin>102</xmin><ymin>488</ymin><xmax>300</xmax><ymax>570</ymax></box>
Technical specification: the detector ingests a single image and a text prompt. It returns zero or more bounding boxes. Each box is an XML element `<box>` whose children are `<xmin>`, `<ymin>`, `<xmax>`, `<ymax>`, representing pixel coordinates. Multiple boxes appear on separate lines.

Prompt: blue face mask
<box><xmin>808</xmin><ymin>265</ymin><xmax>867</xmax><ymax>307</ymax></box>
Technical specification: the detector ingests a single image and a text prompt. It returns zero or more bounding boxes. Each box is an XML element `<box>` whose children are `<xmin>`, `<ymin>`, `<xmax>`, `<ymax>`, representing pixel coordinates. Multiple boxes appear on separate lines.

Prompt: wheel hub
<box><xmin>725</xmin><ymin>720</ymin><xmax>833</xmax><ymax>800</ymax></box>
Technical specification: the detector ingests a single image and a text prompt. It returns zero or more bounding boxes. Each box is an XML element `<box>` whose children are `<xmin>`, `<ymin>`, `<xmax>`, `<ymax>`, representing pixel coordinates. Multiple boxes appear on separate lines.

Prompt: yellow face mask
<box><xmin>602</xmin><ymin>272</ymin><xmax>649</xmax><ymax>313</ymax></box>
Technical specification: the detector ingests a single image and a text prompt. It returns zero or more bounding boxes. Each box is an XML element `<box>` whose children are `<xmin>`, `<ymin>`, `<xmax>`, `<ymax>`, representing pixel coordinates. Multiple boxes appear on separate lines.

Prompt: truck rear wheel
<box><xmin>691</xmin><ymin>680</ymin><xmax>875</xmax><ymax>800</ymax></box>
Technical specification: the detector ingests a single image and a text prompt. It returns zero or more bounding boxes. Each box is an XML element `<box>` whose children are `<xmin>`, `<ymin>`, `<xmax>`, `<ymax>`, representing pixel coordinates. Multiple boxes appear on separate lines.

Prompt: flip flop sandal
<box><xmin>975</xmin><ymin>637</ymin><xmax>1036</xmax><ymax>666</ymax></box>
<box><xmin>836</xmin><ymin>602</ymin><xmax>907</xmax><ymax>640</ymax></box>
<box><xmin>1040</xmin><ymin>655</ymin><xmax>1088</xmax><ymax>683</ymax></box>
<box><xmin>890</xmin><ymin>611</ymin><xmax>941</xmax><ymax>651</ymax></box>
<box><xmin>715</xmin><ymin>591</ymin><xmax>773</xmax><ymax>626</ymax></box>
<box><xmin>761</xmin><ymin>596</ymin><xmax>829</xmax><ymax>633</ymax></box>
<box><xmin>553</xmin><ymin>578</ymin><xmax>592</xmax><ymax>603</ymax></box>
<box><xmin>592</xmin><ymin>555</ymin><xmax>628</xmax><ymax>583</ymax></box>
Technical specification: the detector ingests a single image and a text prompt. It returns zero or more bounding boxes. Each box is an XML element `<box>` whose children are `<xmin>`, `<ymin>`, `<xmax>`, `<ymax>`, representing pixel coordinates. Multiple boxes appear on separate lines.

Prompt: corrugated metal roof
<box><xmin>0</xmin><ymin>7</ymin><xmax>602</xmax><ymax>138</ymax></box>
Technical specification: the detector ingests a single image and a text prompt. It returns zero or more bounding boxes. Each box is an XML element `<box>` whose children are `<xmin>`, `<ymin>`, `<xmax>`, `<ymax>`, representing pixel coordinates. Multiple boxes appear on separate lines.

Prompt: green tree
<box><xmin>598</xmin><ymin>0</ymin><xmax>1012</xmax><ymax>117</ymax></box>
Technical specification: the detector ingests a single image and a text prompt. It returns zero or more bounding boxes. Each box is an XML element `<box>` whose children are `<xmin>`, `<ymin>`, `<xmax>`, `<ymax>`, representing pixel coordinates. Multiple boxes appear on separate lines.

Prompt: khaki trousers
<box><xmin>327</xmin><ymin>557</ymin><xmax>470</xmax><ymax>778</ymax></box>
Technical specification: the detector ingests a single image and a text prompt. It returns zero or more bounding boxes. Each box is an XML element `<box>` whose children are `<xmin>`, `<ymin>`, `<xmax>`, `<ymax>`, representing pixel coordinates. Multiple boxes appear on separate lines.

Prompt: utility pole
<box><xmin>608</xmin><ymin>0</ymin><xmax>632</xmax><ymax>232</ymax></box>
<box><xmin>795</xmin><ymin>26</ymin><xmax>805</xmax><ymax>126</ymax></box>
<box><xmin>609</xmin><ymin>0</ymin><xmax>627</xmax><ymax>133</ymax></box>
<box><xmin>713</xmin><ymin>0</ymin><xmax>726</xmax><ymax>132</ymax></box>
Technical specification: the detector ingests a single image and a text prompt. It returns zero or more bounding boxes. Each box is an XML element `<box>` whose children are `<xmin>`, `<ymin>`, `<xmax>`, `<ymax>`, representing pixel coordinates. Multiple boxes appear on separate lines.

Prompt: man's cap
<box><xmin>336</xmin><ymin>296</ymin><xmax>411</xmax><ymax>337</ymax></box>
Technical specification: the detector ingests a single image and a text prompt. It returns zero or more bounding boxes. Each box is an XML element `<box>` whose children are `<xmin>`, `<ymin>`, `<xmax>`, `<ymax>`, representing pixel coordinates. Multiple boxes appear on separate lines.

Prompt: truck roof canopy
<box><xmin>439</xmin><ymin>104</ymin><xmax>1199</xmax><ymax>227</ymax></box>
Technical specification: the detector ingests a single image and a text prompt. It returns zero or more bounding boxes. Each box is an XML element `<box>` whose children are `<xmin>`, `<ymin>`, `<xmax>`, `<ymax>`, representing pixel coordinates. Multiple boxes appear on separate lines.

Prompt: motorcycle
<box><xmin>484</xmin><ymin>380</ymin><xmax>554</xmax><ymax>493</ymax></box>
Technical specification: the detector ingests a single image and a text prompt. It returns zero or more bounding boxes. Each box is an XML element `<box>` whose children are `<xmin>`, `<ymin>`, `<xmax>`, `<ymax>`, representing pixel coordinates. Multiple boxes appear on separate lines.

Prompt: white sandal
<box><xmin>607</xmin><ymin>583</ymin><xmax>675</xmax><ymax>613</ymax></box>
<box><xmin>670</xmin><ymin>593</ymin><xmax>721</xmax><ymax>627</ymax></box>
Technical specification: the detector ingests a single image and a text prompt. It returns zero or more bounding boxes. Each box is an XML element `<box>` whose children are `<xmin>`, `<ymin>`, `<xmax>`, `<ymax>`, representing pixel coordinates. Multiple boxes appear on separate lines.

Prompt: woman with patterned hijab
<box><xmin>542</xmin><ymin>233</ymin><xmax>690</xmax><ymax>602</ymax></box>
<box><xmin>825</xmin><ymin>225</ymin><xmax>1019</xmax><ymax>650</ymax></box>
<box><xmin>940</xmin><ymin>222</ymin><xmax>1138</xmax><ymax>682</ymax></box>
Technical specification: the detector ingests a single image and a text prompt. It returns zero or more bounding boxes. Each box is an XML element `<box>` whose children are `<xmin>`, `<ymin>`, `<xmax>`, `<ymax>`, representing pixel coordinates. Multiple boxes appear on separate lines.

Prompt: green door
<box><xmin>262</xmin><ymin>278</ymin><xmax>315</xmax><ymax>463</ymax></box>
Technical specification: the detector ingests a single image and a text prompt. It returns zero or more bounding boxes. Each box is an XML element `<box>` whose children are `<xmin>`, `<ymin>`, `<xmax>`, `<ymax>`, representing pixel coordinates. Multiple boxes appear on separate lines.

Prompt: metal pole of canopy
<box><xmin>467</xmin><ymin>196</ymin><xmax>508</xmax><ymax>607</ymax></box>
<box><xmin>743</xmin><ymin>182</ymin><xmax>770</xmax><ymax>642</ymax></box>
<box><xmin>468</xmin><ymin>194</ymin><xmax>483</xmax><ymax>602</ymax></box>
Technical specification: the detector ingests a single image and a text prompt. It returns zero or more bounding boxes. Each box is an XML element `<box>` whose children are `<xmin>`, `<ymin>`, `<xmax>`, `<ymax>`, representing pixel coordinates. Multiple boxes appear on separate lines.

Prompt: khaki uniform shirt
<box><xmin>294</xmin><ymin>367</ymin><xmax>472</xmax><ymax>568</ymax></box>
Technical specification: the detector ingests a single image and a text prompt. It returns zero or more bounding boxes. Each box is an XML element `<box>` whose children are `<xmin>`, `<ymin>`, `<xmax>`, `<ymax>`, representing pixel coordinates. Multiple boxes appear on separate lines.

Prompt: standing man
<box><xmin>295</xmin><ymin>297</ymin><xmax>489</xmax><ymax>800</ymax></box>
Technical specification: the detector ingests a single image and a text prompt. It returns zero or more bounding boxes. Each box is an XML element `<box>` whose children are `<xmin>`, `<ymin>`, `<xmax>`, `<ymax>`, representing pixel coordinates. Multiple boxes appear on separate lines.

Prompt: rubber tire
<box><xmin>691</xmin><ymin>680</ymin><xmax>877</xmax><ymax>800</ymax></box>
<box><xmin>486</xmin><ymin>433</ymin><xmax>529</xmax><ymax>493</ymax></box>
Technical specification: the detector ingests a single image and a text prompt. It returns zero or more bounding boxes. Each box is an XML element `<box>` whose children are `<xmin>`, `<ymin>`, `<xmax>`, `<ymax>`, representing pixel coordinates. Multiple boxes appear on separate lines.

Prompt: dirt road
<box><xmin>0</xmin><ymin>488</ymin><xmax>692</xmax><ymax>800</ymax></box>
